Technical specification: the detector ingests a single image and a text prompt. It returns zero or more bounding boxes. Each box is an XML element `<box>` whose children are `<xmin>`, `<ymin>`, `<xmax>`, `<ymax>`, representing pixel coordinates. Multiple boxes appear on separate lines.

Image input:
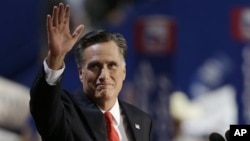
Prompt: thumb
<box><xmin>72</xmin><ymin>24</ymin><xmax>84</xmax><ymax>39</ymax></box>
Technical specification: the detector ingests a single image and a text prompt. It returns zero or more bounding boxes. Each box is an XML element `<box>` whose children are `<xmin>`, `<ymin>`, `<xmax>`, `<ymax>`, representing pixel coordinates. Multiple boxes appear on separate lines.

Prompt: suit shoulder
<box><xmin>119</xmin><ymin>100</ymin><xmax>151</xmax><ymax>119</ymax></box>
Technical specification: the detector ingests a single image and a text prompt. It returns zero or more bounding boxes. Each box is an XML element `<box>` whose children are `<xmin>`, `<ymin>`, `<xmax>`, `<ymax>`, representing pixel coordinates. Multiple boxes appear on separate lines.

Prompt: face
<box><xmin>78</xmin><ymin>41</ymin><xmax>126</xmax><ymax>103</ymax></box>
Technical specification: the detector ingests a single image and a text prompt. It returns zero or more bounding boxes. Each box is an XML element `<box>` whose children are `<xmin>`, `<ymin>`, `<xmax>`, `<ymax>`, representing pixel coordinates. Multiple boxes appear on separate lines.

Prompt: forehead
<box><xmin>83</xmin><ymin>41</ymin><xmax>123</xmax><ymax>63</ymax></box>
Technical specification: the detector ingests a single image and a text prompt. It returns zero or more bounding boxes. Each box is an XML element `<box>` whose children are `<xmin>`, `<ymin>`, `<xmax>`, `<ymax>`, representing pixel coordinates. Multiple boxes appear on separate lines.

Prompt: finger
<box><xmin>64</xmin><ymin>5</ymin><xmax>70</xmax><ymax>25</ymax></box>
<box><xmin>58</xmin><ymin>3</ymin><xmax>64</xmax><ymax>24</ymax></box>
<box><xmin>52</xmin><ymin>6</ymin><xmax>59</xmax><ymax>26</ymax></box>
<box><xmin>72</xmin><ymin>24</ymin><xmax>84</xmax><ymax>39</ymax></box>
<box><xmin>46</xmin><ymin>15</ymin><xmax>53</xmax><ymax>34</ymax></box>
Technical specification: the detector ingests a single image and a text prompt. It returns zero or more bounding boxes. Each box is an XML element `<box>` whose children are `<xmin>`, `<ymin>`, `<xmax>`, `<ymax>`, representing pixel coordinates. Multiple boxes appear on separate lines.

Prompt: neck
<box><xmin>96</xmin><ymin>98</ymin><xmax>117</xmax><ymax>111</ymax></box>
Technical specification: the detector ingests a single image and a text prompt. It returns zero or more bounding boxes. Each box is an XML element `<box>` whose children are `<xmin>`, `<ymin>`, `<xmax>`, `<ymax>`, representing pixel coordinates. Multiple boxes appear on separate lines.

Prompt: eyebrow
<box><xmin>87</xmin><ymin>60</ymin><xmax>119</xmax><ymax>67</ymax></box>
<box><xmin>87</xmin><ymin>61</ymin><xmax>101</xmax><ymax>67</ymax></box>
<box><xmin>109</xmin><ymin>61</ymin><xmax>118</xmax><ymax>65</ymax></box>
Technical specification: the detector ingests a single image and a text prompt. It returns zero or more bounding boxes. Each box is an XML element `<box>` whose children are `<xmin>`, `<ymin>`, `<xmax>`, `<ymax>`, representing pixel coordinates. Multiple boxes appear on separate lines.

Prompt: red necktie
<box><xmin>104</xmin><ymin>112</ymin><xmax>120</xmax><ymax>141</ymax></box>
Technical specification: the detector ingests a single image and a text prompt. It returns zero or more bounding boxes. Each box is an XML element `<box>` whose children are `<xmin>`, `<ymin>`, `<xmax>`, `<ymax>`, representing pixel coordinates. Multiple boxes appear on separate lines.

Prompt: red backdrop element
<box><xmin>231</xmin><ymin>7</ymin><xmax>250</xmax><ymax>42</ymax></box>
<box><xmin>134</xmin><ymin>16</ymin><xmax>176</xmax><ymax>55</ymax></box>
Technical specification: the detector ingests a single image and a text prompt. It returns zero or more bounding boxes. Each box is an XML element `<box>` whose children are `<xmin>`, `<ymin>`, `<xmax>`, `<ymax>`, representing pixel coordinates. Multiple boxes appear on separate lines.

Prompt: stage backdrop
<box><xmin>2</xmin><ymin>0</ymin><xmax>250</xmax><ymax>141</ymax></box>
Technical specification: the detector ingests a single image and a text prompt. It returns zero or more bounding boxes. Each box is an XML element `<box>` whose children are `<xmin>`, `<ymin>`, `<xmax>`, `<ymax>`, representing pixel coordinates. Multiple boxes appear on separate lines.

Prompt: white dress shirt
<box><xmin>99</xmin><ymin>99</ymin><xmax>130</xmax><ymax>141</ymax></box>
<box><xmin>43</xmin><ymin>60</ymin><xmax>131</xmax><ymax>141</ymax></box>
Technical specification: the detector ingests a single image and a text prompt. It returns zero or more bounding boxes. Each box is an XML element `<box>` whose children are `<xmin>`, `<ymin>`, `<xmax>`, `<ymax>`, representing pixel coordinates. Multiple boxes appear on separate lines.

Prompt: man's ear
<box><xmin>78</xmin><ymin>67</ymin><xmax>84</xmax><ymax>82</ymax></box>
<box><xmin>123</xmin><ymin>67</ymin><xmax>126</xmax><ymax>81</ymax></box>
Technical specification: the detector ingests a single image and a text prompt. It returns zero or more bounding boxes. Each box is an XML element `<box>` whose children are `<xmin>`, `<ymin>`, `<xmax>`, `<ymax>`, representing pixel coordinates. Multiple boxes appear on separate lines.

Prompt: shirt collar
<box><xmin>99</xmin><ymin>99</ymin><xmax>121</xmax><ymax>125</ymax></box>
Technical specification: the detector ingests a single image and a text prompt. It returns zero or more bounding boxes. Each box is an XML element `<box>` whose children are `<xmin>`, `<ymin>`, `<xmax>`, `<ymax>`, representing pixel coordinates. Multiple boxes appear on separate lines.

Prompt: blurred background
<box><xmin>1</xmin><ymin>0</ymin><xmax>250</xmax><ymax>140</ymax></box>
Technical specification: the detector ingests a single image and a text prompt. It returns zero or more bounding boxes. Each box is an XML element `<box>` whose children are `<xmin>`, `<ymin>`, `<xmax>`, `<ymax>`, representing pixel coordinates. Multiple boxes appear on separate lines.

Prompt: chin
<box><xmin>96</xmin><ymin>90</ymin><xmax>115</xmax><ymax>100</ymax></box>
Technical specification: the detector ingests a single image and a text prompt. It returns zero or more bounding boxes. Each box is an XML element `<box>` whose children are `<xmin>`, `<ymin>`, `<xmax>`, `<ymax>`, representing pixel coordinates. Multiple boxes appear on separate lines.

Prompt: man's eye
<box><xmin>92</xmin><ymin>65</ymin><xmax>100</xmax><ymax>69</ymax></box>
<box><xmin>109</xmin><ymin>62</ymin><xmax>117</xmax><ymax>69</ymax></box>
<box><xmin>88</xmin><ymin>63</ymin><xmax>101</xmax><ymax>70</ymax></box>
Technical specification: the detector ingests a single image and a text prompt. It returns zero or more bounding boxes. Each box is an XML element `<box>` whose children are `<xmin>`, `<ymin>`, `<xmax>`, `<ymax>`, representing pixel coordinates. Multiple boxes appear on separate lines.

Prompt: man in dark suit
<box><xmin>29</xmin><ymin>3</ymin><xmax>152</xmax><ymax>141</ymax></box>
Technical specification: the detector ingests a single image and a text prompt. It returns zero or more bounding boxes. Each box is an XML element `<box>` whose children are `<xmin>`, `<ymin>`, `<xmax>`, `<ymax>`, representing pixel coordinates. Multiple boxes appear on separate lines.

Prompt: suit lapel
<box><xmin>119</xmin><ymin>101</ymin><xmax>142</xmax><ymax>141</ymax></box>
<box><xmin>71</xmin><ymin>88</ymin><xmax>108</xmax><ymax>141</ymax></box>
<box><xmin>81</xmin><ymin>108</ymin><xmax>107</xmax><ymax>141</ymax></box>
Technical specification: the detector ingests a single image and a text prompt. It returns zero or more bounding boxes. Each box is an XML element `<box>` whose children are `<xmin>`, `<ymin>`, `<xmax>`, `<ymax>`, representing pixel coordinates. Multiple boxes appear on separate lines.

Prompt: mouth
<box><xmin>96</xmin><ymin>84</ymin><xmax>112</xmax><ymax>90</ymax></box>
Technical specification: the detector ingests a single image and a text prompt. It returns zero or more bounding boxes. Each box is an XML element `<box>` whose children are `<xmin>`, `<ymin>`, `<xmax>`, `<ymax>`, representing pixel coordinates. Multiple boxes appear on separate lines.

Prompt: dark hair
<box><xmin>74</xmin><ymin>30</ymin><xmax>127</xmax><ymax>67</ymax></box>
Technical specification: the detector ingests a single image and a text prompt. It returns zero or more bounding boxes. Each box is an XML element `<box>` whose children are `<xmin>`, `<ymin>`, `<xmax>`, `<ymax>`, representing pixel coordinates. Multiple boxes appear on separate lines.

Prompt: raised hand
<box><xmin>46</xmin><ymin>3</ymin><xmax>84</xmax><ymax>70</ymax></box>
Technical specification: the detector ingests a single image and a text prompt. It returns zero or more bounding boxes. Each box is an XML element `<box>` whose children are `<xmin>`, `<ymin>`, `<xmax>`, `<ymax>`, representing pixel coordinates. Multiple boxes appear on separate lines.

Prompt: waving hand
<box><xmin>46</xmin><ymin>3</ymin><xmax>84</xmax><ymax>70</ymax></box>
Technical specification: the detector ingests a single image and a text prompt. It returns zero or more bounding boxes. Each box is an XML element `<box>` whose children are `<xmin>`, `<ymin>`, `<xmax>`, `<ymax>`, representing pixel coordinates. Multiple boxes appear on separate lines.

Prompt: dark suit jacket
<box><xmin>29</xmin><ymin>67</ymin><xmax>152</xmax><ymax>141</ymax></box>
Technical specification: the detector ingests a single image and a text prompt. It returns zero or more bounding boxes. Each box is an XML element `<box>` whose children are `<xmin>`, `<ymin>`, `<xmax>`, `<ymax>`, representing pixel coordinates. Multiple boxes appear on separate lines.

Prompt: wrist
<box><xmin>46</xmin><ymin>51</ymin><xmax>66</xmax><ymax>70</ymax></box>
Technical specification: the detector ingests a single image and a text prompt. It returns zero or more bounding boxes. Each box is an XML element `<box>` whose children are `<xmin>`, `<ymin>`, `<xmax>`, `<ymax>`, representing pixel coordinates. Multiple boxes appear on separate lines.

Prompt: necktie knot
<box><xmin>104</xmin><ymin>111</ymin><xmax>113</xmax><ymax>124</ymax></box>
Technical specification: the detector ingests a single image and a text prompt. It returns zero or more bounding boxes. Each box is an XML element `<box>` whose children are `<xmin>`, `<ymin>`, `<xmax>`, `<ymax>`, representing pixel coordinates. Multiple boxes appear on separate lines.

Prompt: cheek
<box><xmin>114</xmin><ymin>70</ymin><xmax>126</xmax><ymax>84</ymax></box>
<box><xmin>83</xmin><ymin>72</ymin><xmax>98</xmax><ymax>86</ymax></box>
<box><xmin>119</xmin><ymin>68</ymin><xmax>126</xmax><ymax>81</ymax></box>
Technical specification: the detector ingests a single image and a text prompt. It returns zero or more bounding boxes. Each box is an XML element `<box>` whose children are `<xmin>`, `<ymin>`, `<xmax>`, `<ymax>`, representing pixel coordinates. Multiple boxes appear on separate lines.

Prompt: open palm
<box><xmin>47</xmin><ymin>3</ymin><xmax>84</xmax><ymax>56</ymax></box>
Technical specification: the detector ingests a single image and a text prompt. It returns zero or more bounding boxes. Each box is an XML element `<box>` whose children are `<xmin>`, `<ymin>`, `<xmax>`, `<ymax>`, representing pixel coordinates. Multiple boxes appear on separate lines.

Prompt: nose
<box><xmin>98</xmin><ymin>68</ymin><xmax>108</xmax><ymax>82</ymax></box>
